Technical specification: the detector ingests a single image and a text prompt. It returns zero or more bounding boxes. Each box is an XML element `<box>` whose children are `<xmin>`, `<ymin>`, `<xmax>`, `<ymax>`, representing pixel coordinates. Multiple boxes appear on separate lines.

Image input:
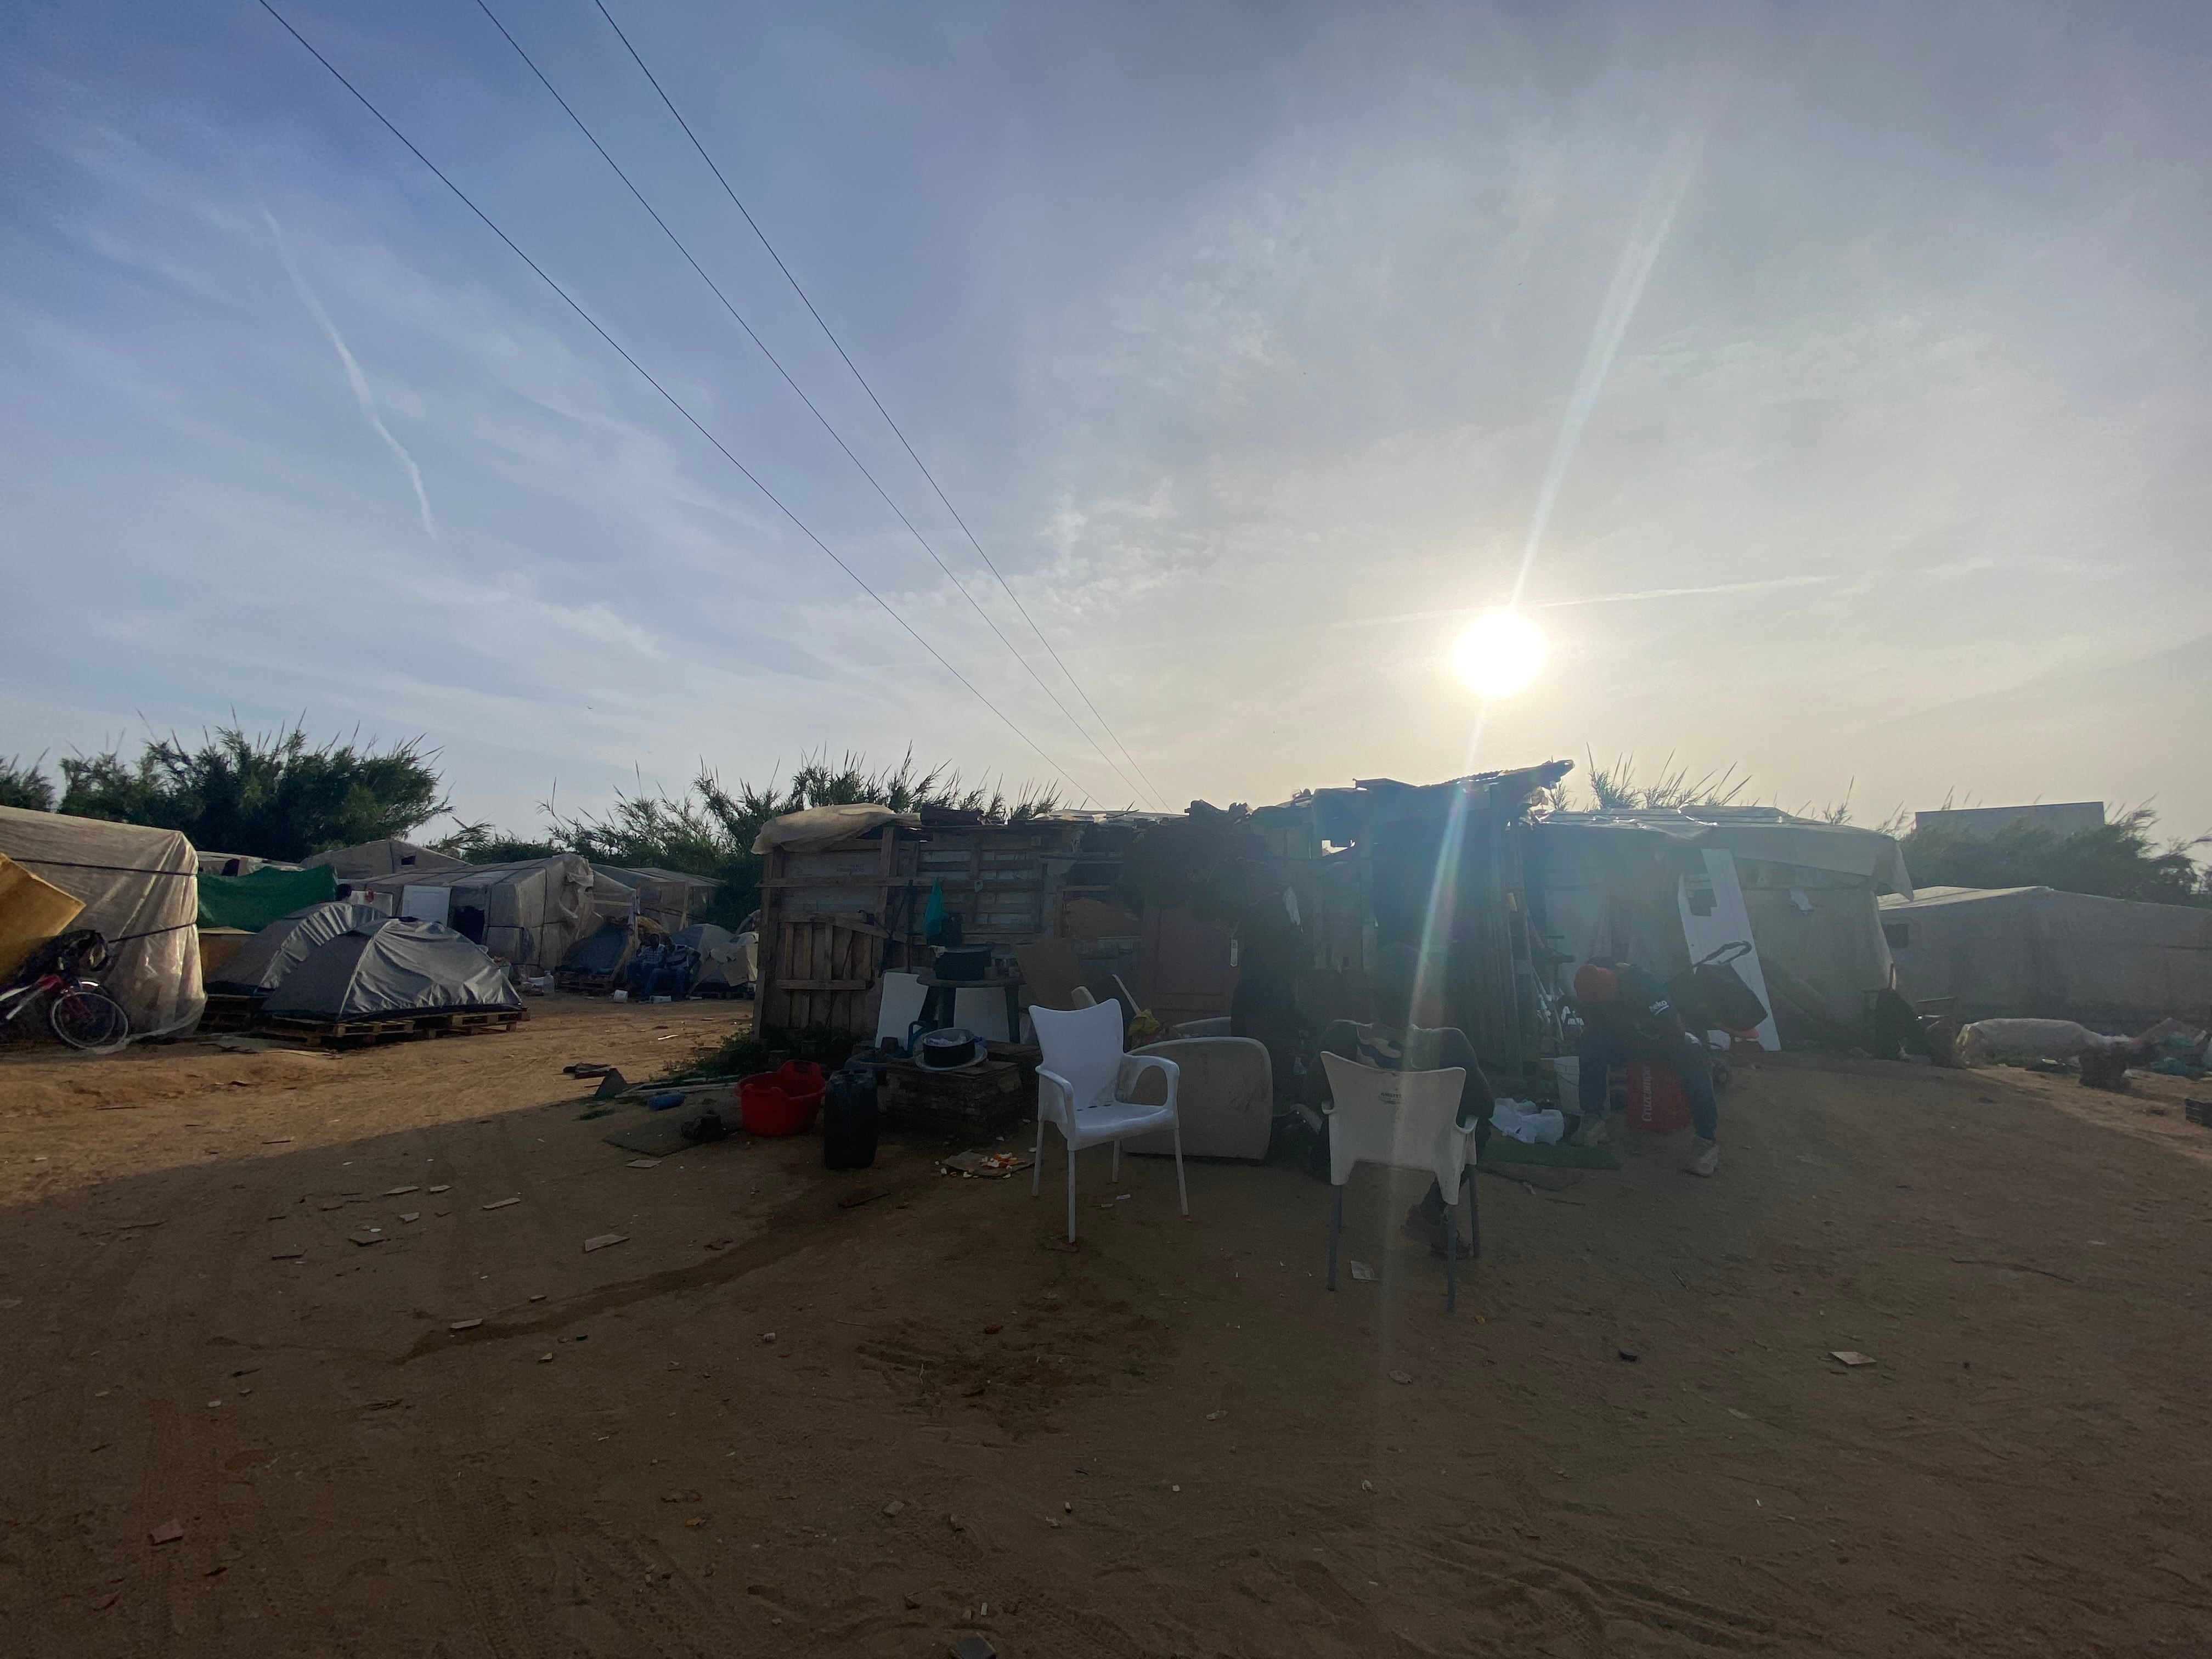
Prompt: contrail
<box><xmin>263</xmin><ymin>206</ymin><xmax>437</xmax><ymax>541</ymax></box>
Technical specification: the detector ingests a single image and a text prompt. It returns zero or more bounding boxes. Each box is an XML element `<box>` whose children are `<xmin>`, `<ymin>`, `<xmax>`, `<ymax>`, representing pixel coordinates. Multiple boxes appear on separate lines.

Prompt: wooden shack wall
<box><xmin>754</xmin><ymin>820</ymin><xmax>1090</xmax><ymax>1037</ymax></box>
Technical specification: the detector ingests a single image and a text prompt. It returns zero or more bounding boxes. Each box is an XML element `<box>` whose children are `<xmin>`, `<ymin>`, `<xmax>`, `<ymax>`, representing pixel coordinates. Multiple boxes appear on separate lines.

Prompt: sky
<box><xmin>3</xmin><ymin>0</ymin><xmax>2209</xmax><ymax>849</ymax></box>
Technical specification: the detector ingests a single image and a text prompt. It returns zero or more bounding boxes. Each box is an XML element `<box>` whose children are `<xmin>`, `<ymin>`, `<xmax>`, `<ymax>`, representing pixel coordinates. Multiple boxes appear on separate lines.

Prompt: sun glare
<box><xmin>1451</xmin><ymin>610</ymin><xmax>1547</xmax><ymax>698</ymax></box>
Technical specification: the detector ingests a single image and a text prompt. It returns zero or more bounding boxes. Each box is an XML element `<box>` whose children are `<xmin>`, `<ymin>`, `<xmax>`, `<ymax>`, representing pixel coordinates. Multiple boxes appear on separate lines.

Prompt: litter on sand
<box><xmin>148</xmin><ymin>1520</ymin><xmax>184</xmax><ymax>1545</ymax></box>
<box><xmin>939</xmin><ymin>1149</ymin><xmax>1035</xmax><ymax>1179</ymax></box>
<box><xmin>1389</xmin><ymin>1370</ymin><xmax>1414</xmax><ymax>1385</ymax></box>
<box><xmin>383</xmin><ymin>1185</ymin><xmax>419</xmax><ymax>1197</ymax></box>
<box><xmin>399</xmin><ymin>1212</ymin><xmax>420</xmax><ymax>1223</ymax></box>
<box><xmin>1830</xmin><ymin>1350</ymin><xmax>1877</xmax><ymax>1367</ymax></box>
<box><xmin>449</xmin><ymin>1318</ymin><xmax>483</xmax><ymax>1333</ymax></box>
<box><xmin>1348</xmin><ymin>1260</ymin><xmax>1377</xmax><ymax>1283</ymax></box>
<box><xmin>426</xmin><ymin>1184</ymin><xmax>450</xmax><ymax>1194</ymax></box>
<box><xmin>583</xmin><ymin>1232</ymin><xmax>628</xmax><ymax>1252</ymax></box>
<box><xmin>626</xmin><ymin>1158</ymin><xmax>661</xmax><ymax>1170</ymax></box>
<box><xmin>482</xmin><ymin>1198</ymin><xmax>521</xmax><ymax>1211</ymax></box>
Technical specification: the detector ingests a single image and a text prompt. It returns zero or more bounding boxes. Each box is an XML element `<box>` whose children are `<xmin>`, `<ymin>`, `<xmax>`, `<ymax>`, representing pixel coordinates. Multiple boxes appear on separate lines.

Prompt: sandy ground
<box><xmin>3</xmin><ymin>997</ymin><xmax>2211</xmax><ymax>1657</ymax></box>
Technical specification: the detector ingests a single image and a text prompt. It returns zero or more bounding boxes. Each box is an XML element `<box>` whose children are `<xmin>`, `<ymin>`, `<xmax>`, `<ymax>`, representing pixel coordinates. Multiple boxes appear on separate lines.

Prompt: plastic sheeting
<box><xmin>339</xmin><ymin>854</ymin><xmax>606</xmax><ymax>970</ymax></box>
<box><xmin>1529</xmin><ymin>811</ymin><xmax>1904</xmax><ymax>1047</ymax></box>
<box><xmin>0</xmin><ymin>851</ymin><xmax>85</xmax><ymax>981</ymax></box>
<box><xmin>206</xmin><ymin>902</ymin><xmax>392</xmax><ymax>995</ymax></box>
<box><xmin>1882</xmin><ymin>885</ymin><xmax>2212</xmax><ymax>1029</ymax></box>
<box><xmin>197</xmin><ymin>864</ymin><xmax>337</xmax><ymax>931</ymax></box>
<box><xmin>750</xmin><ymin>804</ymin><xmax>911</xmax><ymax>855</ymax></box>
<box><xmin>303</xmin><ymin>838</ymin><xmax>470</xmax><ymax>882</ymax></box>
<box><xmin>0</xmin><ymin>805</ymin><xmax>202</xmax><ymax>1035</ymax></box>
<box><xmin>261</xmin><ymin>918</ymin><xmax>521</xmax><ymax>1020</ymax></box>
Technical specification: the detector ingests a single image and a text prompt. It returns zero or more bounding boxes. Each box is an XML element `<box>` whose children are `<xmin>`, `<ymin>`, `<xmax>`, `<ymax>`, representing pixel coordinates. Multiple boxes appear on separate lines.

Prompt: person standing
<box><xmin>1571</xmin><ymin>960</ymin><xmax>1722</xmax><ymax>1176</ymax></box>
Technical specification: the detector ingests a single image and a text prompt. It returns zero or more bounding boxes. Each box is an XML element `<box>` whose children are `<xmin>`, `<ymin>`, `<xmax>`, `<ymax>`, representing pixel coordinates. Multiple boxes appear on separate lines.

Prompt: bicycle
<box><xmin>0</xmin><ymin>929</ymin><xmax>131</xmax><ymax>1052</ymax></box>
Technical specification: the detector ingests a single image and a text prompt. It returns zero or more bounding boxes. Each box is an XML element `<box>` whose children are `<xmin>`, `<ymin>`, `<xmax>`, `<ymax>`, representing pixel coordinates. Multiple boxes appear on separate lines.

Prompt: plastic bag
<box><xmin>1490</xmin><ymin>1098</ymin><xmax>1565</xmax><ymax>1145</ymax></box>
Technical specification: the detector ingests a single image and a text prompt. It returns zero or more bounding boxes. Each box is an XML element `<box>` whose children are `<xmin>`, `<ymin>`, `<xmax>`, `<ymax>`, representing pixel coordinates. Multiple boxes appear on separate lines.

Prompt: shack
<box><xmin>1881</xmin><ymin>884</ymin><xmax>2212</xmax><ymax>1029</ymax></box>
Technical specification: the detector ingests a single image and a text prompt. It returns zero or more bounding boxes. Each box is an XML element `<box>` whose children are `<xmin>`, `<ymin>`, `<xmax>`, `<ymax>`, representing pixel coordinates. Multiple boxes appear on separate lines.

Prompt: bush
<box><xmin>56</xmin><ymin>724</ymin><xmax>447</xmax><ymax>860</ymax></box>
<box><xmin>1903</xmin><ymin>808</ymin><xmax>2208</xmax><ymax>907</ymax></box>
<box><xmin>0</xmin><ymin>756</ymin><xmax>55</xmax><ymax>812</ymax></box>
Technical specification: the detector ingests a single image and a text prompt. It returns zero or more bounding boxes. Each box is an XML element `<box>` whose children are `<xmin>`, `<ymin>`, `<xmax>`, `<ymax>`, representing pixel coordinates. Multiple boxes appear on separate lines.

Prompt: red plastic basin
<box><xmin>740</xmin><ymin>1062</ymin><xmax>826</xmax><ymax>1137</ymax></box>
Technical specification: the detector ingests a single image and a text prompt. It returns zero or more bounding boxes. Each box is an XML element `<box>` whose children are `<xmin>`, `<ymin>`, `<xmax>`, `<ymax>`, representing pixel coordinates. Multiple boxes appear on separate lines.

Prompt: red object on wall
<box><xmin>1624</xmin><ymin>1062</ymin><xmax>1692</xmax><ymax>1135</ymax></box>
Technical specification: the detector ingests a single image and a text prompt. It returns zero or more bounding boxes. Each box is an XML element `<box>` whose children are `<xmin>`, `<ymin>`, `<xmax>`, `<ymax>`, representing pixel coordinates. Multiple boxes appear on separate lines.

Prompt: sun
<box><xmin>1451</xmin><ymin>610</ymin><xmax>1547</xmax><ymax>697</ymax></box>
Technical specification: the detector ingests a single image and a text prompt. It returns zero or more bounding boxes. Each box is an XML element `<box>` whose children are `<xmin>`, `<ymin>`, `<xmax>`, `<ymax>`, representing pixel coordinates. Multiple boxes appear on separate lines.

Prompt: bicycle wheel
<box><xmin>49</xmin><ymin>987</ymin><xmax>129</xmax><ymax>1051</ymax></box>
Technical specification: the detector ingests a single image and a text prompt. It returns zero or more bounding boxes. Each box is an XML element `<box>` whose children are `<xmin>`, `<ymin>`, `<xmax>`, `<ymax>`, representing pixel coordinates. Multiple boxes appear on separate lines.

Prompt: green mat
<box><xmin>1484</xmin><ymin>1138</ymin><xmax>1618</xmax><ymax>1171</ymax></box>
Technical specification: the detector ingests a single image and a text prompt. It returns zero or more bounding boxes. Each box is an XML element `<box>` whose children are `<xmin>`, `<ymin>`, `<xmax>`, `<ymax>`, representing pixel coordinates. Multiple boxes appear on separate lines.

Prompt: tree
<box><xmin>1902</xmin><ymin>808</ymin><xmax>2209</xmax><ymax>907</ymax></box>
<box><xmin>57</xmin><ymin>724</ymin><xmax>448</xmax><ymax>861</ymax></box>
<box><xmin>0</xmin><ymin>755</ymin><xmax>55</xmax><ymax>812</ymax></box>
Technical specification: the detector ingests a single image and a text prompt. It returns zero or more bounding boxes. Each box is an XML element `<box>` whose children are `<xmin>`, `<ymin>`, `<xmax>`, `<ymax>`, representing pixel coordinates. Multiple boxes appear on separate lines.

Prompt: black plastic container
<box><xmin>822</xmin><ymin>1066</ymin><xmax>880</xmax><ymax>1170</ymax></box>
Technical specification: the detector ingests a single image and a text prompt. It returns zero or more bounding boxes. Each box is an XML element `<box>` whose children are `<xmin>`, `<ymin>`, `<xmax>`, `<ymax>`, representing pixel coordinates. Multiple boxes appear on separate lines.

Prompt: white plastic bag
<box><xmin>1491</xmin><ymin>1097</ymin><xmax>1566</xmax><ymax>1145</ymax></box>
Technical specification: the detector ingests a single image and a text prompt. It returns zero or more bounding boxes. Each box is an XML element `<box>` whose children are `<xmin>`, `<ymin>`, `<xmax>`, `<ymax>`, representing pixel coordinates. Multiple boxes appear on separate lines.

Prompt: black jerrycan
<box><xmin>822</xmin><ymin>1065</ymin><xmax>880</xmax><ymax>1170</ymax></box>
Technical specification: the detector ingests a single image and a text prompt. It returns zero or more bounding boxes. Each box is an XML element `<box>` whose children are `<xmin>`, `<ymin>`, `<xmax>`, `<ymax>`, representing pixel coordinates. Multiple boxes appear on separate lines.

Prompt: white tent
<box><xmin>0</xmin><ymin>806</ymin><xmax>203</xmax><ymax>1036</ymax></box>
<box><xmin>1881</xmin><ymin>885</ymin><xmax>2212</xmax><ymax>1029</ymax></box>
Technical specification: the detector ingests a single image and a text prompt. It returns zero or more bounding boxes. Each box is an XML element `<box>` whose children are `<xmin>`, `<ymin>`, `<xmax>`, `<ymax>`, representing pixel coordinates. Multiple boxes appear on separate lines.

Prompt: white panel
<box><xmin>1677</xmin><ymin>849</ymin><xmax>1780</xmax><ymax>1051</ymax></box>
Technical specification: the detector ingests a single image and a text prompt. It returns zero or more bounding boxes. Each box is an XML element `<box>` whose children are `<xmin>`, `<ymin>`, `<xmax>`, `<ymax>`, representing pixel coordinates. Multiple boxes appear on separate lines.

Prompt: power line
<box><xmin>591</xmin><ymin>0</ymin><xmax>1171</xmax><ymax>811</ymax></box>
<box><xmin>253</xmin><ymin>0</ymin><xmax>1104</xmax><ymax>807</ymax></box>
<box><xmin>471</xmin><ymin>0</ymin><xmax>1150</xmax><ymax>811</ymax></box>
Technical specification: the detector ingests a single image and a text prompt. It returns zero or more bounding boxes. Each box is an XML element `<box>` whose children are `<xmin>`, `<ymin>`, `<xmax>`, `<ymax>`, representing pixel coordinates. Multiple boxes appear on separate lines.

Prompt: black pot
<box><xmin>917</xmin><ymin>1026</ymin><xmax>979</xmax><ymax>1069</ymax></box>
<box><xmin>934</xmin><ymin>947</ymin><xmax>991</xmax><ymax>982</ymax></box>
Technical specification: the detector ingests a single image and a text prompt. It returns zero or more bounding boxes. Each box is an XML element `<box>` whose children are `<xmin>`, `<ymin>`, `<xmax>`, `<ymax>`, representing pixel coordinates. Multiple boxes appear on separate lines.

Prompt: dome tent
<box><xmin>262</xmin><ymin>917</ymin><xmax>520</xmax><ymax>1023</ymax></box>
<box><xmin>206</xmin><ymin>902</ymin><xmax>391</xmax><ymax>996</ymax></box>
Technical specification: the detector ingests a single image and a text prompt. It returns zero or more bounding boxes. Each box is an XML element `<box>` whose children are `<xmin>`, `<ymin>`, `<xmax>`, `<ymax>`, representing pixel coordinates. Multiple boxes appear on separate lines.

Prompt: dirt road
<box><xmin>3</xmin><ymin>1000</ymin><xmax>2209</xmax><ymax>1656</ymax></box>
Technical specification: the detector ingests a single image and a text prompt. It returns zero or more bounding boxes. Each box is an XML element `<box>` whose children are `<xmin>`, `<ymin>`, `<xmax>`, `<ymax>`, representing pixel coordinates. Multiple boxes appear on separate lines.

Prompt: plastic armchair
<box><xmin>1318</xmin><ymin>1053</ymin><xmax>1477</xmax><ymax>1313</ymax></box>
<box><xmin>1030</xmin><ymin>1001</ymin><xmax>1187</xmax><ymax>1243</ymax></box>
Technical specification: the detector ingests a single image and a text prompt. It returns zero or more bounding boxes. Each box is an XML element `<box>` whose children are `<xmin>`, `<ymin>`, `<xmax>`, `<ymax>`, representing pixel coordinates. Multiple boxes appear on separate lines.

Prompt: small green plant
<box><xmin>0</xmin><ymin>755</ymin><xmax>55</xmax><ymax>812</ymax></box>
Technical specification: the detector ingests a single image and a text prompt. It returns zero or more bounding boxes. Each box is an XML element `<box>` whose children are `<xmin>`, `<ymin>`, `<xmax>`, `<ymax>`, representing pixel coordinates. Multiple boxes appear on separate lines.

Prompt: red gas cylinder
<box><xmin>1624</xmin><ymin>1061</ymin><xmax>1692</xmax><ymax>1135</ymax></box>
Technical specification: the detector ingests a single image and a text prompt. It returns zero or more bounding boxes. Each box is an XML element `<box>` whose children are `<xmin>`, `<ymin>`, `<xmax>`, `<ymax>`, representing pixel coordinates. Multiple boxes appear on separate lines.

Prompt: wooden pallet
<box><xmin>197</xmin><ymin>994</ymin><xmax>261</xmax><ymax>1032</ymax></box>
<box><xmin>261</xmin><ymin>1007</ymin><xmax>528</xmax><ymax>1049</ymax></box>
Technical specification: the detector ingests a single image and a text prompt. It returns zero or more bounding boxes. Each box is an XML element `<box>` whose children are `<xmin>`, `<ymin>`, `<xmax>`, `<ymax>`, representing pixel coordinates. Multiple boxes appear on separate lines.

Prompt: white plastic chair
<box><xmin>1319</xmin><ymin>1053</ymin><xmax>1477</xmax><ymax>1313</ymax></box>
<box><xmin>1030</xmin><ymin>1001</ymin><xmax>1187</xmax><ymax>1243</ymax></box>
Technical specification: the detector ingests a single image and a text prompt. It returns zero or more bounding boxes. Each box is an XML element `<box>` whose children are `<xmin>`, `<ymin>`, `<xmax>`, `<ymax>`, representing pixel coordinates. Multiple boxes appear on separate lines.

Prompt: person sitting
<box><xmin>1308</xmin><ymin>943</ymin><xmax>1493</xmax><ymax>1256</ymax></box>
<box><xmin>1571</xmin><ymin>960</ymin><xmax>1722</xmax><ymax>1176</ymax></box>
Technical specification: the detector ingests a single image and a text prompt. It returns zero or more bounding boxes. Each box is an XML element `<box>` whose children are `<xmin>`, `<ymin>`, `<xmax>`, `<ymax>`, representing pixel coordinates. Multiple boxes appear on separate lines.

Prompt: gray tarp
<box><xmin>338</xmin><ymin>854</ymin><xmax>612</xmax><ymax>970</ymax></box>
<box><xmin>206</xmin><ymin>902</ymin><xmax>392</xmax><ymax>996</ymax></box>
<box><xmin>1881</xmin><ymin>885</ymin><xmax>2212</xmax><ymax>1029</ymax></box>
<box><xmin>594</xmin><ymin>865</ymin><xmax>721</xmax><ymax>931</ymax></box>
<box><xmin>303</xmin><ymin>838</ymin><xmax>470</xmax><ymax>882</ymax></box>
<box><xmin>0</xmin><ymin>805</ymin><xmax>202</xmax><ymax>1036</ymax></box>
<box><xmin>262</xmin><ymin>918</ymin><xmax>520</xmax><ymax>1021</ymax></box>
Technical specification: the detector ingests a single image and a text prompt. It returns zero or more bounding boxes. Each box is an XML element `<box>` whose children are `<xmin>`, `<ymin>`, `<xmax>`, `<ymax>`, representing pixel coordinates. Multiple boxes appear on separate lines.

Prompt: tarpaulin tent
<box><xmin>339</xmin><ymin>854</ymin><xmax>610</xmax><ymax>971</ymax></box>
<box><xmin>196</xmin><ymin>864</ymin><xmax>338</xmax><ymax>932</ymax></box>
<box><xmin>1881</xmin><ymin>885</ymin><xmax>2212</xmax><ymax>1030</ymax></box>
<box><xmin>206</xmin><ymin>902</ymin><xmax>393</xmax><ymax>996</ymax></box>
<box><xmin>261</xmin><ymin>918</ymin><xmax>520</xmax><ymax>1022</ymax></box>
<box><xmin>303</xmin><ymin>838</ymin><xmax>470</xmax><ymax>883</ymax></box>
<box><xmin>0</xmin><ymin>805</ymin><xmax>203</xmax><ymax>1035</ymax></box>
<box><xmin>592</xmin><ymin>866</ymin><xmax>722</xmax><ymax>932</ymax></box>
<box><xmin>678</xmin><ymin>922</ymin><xmax>756</xmax><ymax>995</ymax></box>
<box><xmin>1528</xmin><ymin>807</ymin><xmax>1913</xmax><ymax>1047</ymax></box>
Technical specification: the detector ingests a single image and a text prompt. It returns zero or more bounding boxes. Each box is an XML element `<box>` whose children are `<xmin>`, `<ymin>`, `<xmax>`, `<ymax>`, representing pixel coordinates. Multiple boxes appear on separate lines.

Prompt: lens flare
<box><xmin>1451</xmin><ymin>610</ymin><xmax>1547</xmax><ymax>698</ymax></box>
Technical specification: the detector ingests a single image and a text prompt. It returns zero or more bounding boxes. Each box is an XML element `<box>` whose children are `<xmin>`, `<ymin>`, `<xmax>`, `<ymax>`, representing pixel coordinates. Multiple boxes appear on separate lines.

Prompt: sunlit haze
<box><xmin>3</xmin><ymin>3</ymin><xmax>2207</xmax><ymax>833</ymax></box>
